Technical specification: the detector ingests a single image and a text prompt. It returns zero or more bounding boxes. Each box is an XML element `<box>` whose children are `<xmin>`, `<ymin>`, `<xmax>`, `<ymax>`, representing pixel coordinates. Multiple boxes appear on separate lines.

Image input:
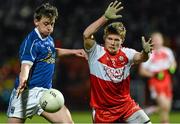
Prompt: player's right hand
<box><xmin>74</xmin><ymin>49</ymin><xmax>88</xmax><ymax>60</ymax></box>
<box><xmin>104</xmin><ymin>0</ymin><xmax>123</xmax><ymax>20</ymax></box>
<box><xmin>16</xmin><ymin>80</ymin><xmax>27</xmax><ymax>98</ymax></box>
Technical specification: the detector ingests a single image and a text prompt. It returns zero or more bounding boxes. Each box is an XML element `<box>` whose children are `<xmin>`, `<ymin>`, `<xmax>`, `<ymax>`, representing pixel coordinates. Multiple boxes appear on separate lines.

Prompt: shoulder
<box><xmin>24</xmin><ymin>30</ymin><xmax>39</xmax><ymax>43</ymax></box>
<box><xmin>162</xmin><ymin>46</ymin><xmax>171</xmax><ymax>50</ymax></box>
<box><xmin>86</xmin><ymin>42</ymin><xmax>103</xmax><ymax>53</ymax></box>
<box><xmin>120</xmin><ymin>47</ymin><xmax>138</xmax><ymax>62</ymax></box>
<box><xmin>20</xmin><ymin>31</ymin><xmax>40</xmax><ymax>51</ymax></box>
<box><xmin>161</xmin><ymin>46</ymin><xmax>173</xmax><ymax>53</ymax></box>
<box><xmin>121</xmin><ymin>47</ymin><xmax>137</xmax><ymax>53</ymax></box>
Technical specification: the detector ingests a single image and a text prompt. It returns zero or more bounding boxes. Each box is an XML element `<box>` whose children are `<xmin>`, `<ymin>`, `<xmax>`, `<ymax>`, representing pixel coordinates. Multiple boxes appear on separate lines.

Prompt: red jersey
<box><xmin>86</xmin><ymin>43</ymin><xmax>140</xmax><ymax>122</ymax></box>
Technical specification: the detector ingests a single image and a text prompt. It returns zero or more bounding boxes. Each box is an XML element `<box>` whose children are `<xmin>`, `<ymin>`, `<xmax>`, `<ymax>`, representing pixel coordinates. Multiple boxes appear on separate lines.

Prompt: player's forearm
<box><xmin>19</xmin><ymin>63</ymin><xmax>32</xmax><ymax>83</ymax></box>
<box><xmin>56</xmin><ymin>48</ymin><xmax>77</xmax><ymax>57</ymax></box>
<box><xmin>133</xmin><ymin>51</ymin><xmax>149</xmax><ymax>64</ymax></box>
<box><xmin>141</xmin><ymin>51</ymin><xmax>149</xmax><ymax>62</ymax></box>
<box><xmin>83</xmin><ymin>16</ymin><xmax>107</xmax><ymax>38</ymax></box>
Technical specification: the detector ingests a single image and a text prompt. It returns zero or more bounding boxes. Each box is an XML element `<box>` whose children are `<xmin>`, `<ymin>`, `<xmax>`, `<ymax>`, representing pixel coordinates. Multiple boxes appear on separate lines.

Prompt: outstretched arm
<box><xmin>17</xmin><ymin>63</ymin><xmax>32</xmax><ymax>98</ymax></box>
<box><xmin>133</xmin><ymin>36</ymin><xmax>153</xmax><ymax>64</ymax></box>
<box><xmin>83</xmin><ymin>0</ymin><xmax>123</xmax><ymax>50</ymax></box>
<box><xmin>55</xmin><ymin>48</ymin><xmax>87</xmax><ymax>59</ymax></box>
<box><xmin>83</xmin><ymin>16</ymin><xmax>107</xmax><ymax>50</ymax></box>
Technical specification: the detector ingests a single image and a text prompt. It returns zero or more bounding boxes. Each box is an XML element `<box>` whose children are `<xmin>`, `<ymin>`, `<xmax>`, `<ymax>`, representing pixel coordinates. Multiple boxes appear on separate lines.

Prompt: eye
<box><xmin>114</xmin><ymin>39</ymin><xmax>120</xmax><ymax>42</ymax></box>
<box><xmin>44</xmin><ymin>22</ymin><xmax>49</xmax><ymax>26</ymax></box>
<box><xmin>51</xmin><ymin>23</ymin><xmax>55</xmax><ymax>26</ymax></box>
<box><xmin>107</xmin><ymin>37</ymin><xmax>113</xmax><ymax>40</ymax></box>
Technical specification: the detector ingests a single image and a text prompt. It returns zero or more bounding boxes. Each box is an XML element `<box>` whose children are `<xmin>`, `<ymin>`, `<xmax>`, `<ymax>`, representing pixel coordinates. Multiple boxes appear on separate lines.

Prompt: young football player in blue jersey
<box><xmin>7</xmin><ymin>3</ymin><xmax>86</xmax><ymax>123</ymax></box>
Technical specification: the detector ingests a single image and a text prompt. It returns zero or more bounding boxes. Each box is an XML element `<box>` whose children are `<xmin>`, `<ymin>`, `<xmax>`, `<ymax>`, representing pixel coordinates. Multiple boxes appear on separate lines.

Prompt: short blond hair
<box><xmin>104</xmin><ymin>22</ymin><xmax>126</xmax><ymax>41</ymax></box>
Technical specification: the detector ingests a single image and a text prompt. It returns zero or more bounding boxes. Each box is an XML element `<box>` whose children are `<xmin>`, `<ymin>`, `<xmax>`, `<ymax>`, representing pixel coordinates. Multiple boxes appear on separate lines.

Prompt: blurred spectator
<box><xmin>0</xmin><ymin>58</ymin><xmax>19</xmax><ymax>111</ymax></box>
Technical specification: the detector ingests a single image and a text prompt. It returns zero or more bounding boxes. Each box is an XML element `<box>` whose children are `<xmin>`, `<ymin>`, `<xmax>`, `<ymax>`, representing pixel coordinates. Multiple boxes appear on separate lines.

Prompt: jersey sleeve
<box><xmin>85</xmin><ymin>42</ymin><xmax>103</xmax><ymax>64</ymax></box>
<box><xmin>19</xmin><ymin>35</ymin><xmax>38</xmax><ymax>65</ymax></box>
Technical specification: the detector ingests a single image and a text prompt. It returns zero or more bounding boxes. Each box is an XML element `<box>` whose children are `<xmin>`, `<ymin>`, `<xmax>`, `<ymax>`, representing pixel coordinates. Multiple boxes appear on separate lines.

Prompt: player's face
<box><xmin>104</xmin><ymin>34</ymin><xmax>123</xmax><ymax>55</ymax></box>
<box><xmin>34</xmin><ymin>17</ymin><xmax>55</xmax><ymax>38</ymax></box>
<box><xmin>151</xmin><ymin>33</ymin><xmax>163</xmax><ymax>49</ymax></box>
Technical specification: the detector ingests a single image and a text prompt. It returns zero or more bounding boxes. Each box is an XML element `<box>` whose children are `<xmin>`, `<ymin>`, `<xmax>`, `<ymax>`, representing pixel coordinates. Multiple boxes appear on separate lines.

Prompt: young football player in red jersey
<box><xmin>83</xmin><ymin>0</ymin><xmax>153</xmax><ymax>123</ymax></box>
<box><xmin>140</xmin><ymin>32</ymin><xmax>177</xmax><ymax>123</ymax></box>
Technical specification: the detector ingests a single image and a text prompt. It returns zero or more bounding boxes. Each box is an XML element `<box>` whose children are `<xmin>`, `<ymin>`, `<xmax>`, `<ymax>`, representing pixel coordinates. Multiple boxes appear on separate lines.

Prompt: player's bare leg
<box><xmin>156</xmin><ymin>94</ymin><xmax>171</xmax><ymax>123</ymax></box>
<box><xmin>41</xmin><ymin>105</ymin><xmax>74</xmax><ymax>123</ymax></box>
<box><xmin>8</xmin><ymin>117</ymin><xmax>25</xmax><ymax>123</ymax></box>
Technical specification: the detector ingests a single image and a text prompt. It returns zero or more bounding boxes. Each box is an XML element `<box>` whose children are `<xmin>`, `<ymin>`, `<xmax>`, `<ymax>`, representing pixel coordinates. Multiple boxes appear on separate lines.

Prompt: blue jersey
<box><xmin>15</xmin><ymin>28</ymin><xmax>56</xmax><ymax>89</ymax></box>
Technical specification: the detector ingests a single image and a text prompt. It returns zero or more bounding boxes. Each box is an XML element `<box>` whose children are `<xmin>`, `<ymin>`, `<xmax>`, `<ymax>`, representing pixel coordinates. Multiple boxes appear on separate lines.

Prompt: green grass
<box><xmin>149</xmin><ymin>112</ymin><xmax>180</xmax><ymax>123</ymax></box>
<box><xmin>0</xmin><ymin>111</ymin><xmax>92</xmax><ymax>123</ymax></box>
<box><xmin>1</xmin><ymin>111</ymin><xmax>180</xmax><ymax>123</ymax></box>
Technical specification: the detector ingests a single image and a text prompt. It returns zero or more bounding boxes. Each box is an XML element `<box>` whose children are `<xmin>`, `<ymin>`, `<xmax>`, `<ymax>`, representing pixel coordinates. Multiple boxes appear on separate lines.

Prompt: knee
<box><xmin>161</xmin><ymin>104</ymin><xmax>171</xmax><ymax>112</ymax></box>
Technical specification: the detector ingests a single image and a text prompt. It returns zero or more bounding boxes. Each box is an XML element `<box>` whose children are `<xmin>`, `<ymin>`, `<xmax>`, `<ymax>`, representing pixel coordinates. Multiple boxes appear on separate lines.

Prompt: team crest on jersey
<box><xmin>119</xmin><ymin>56</ymin><xmax>124</xmax><ymax>61</ymax></box>
<box><xmin>39</xmin><ymin>46</ymin><xmax>55</xmax><ymax>64</ymax></box>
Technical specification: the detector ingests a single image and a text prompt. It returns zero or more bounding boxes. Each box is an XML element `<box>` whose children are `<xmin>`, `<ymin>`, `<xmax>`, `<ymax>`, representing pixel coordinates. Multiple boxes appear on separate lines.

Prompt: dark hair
<box><xmin>34</xmin><ymin>3</ymin><xmax>58</xmax><ymax>21</ymax></box>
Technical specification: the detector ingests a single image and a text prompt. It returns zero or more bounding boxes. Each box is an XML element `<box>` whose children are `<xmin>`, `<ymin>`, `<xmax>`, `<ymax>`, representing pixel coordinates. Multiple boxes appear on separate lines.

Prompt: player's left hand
<box><xmin>74</xmin><ymin>49</ymin><xmax>88</xmax><ymax>60</ymax></box>
<box><xmin>141</xmin><ymin>36</ymin><xmax>153</xmax><ymax>54</ymax></box>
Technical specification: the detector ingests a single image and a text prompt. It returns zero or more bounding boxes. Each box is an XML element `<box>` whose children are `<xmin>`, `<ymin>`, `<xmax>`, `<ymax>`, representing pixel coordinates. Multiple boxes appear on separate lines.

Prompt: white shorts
<box><xmin>7</xmin><ymin>87</ymin><xmax>48</xmax><ymax>119</ymax></box>
<box><xmin>126</xmin><ymin>110</ymin><xmax>151</xmax><ymax>124</ymax></box>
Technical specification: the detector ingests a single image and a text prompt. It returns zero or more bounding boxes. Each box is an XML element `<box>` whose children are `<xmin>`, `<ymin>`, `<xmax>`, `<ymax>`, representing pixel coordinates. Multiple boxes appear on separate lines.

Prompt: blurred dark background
<box><xmin>0</xmin><ymin>0</ymin><xmax>180</xmax><ymax>112</ymax></box>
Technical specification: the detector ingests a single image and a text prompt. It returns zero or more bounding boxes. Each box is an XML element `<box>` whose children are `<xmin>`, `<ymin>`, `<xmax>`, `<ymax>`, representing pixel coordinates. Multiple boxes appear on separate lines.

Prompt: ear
<box><xmin>34</xmin><ymin>19</ymin><xmax>38</xmax><ymax>26</ymax></box>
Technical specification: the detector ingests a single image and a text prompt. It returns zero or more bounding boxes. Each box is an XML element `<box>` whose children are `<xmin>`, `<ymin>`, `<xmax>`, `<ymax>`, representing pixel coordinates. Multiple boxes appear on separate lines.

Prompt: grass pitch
<box><xmin>1</xmin><ymin>111</ymin><xmax>180</xmax><ymax>123</ymax></box>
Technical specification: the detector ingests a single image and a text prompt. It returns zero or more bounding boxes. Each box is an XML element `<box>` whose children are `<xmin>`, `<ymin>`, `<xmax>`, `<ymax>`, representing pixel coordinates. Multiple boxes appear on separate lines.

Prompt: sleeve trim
<box><xmin>21</xmin><ymin>60</ymin><xmax>33</xmax><ymax>66</ymax></box>
<box><xmin>84</xmin><ymin>42</ymin><xmax>97</xmax><ymax>53</ymax></box>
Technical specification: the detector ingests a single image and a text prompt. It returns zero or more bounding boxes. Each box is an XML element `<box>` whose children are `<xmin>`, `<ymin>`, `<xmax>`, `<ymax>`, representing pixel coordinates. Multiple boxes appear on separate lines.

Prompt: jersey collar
<box><xmin>34</xmin><ymin>28</ymin><xmax>48</xmax><ymax>41</ymax></box>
